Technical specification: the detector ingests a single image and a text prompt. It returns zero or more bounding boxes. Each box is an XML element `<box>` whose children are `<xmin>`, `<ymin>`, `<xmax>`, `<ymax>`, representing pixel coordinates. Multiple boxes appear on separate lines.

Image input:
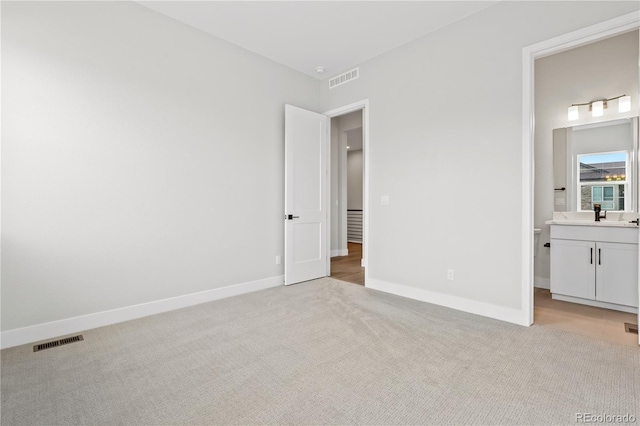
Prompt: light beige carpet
<box><xmin>1</xmin><ymin>278</ymin><xmax>639</xmax><ymax>425</ymax></box>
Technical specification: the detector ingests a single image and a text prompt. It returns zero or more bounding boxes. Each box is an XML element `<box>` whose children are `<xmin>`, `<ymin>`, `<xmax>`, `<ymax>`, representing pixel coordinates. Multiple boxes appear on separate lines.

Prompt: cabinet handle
<box><xmin>590</xmin><ymin>248</ymin><xmax>593</xmax><ymax>264</ymax></box>
<box><xmin>598</xmin><ymin>248</ymin><xmax>601</xmax><ymax>265</ymax></box>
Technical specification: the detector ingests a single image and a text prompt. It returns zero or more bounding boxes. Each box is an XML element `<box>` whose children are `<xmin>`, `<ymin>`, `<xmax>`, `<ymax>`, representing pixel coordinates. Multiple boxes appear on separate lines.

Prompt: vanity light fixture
<box><xmin>568</xmin><ymin>106</ymin><xmax>579</xmax><ymax>121</ymax></box>
<box><xmin>567</xmin><ymin>94</ymin><xmax>630</xmax><ymax>121</ymax></box>
<box><xmin>591</xmin><ymin>100</ymin><xmax>604</xmax><ymax>117</ymax></box>
<box><xmin>619</xmin><ymin>95</ymin><xmax>631</xmax><ymax>113</ymax></box>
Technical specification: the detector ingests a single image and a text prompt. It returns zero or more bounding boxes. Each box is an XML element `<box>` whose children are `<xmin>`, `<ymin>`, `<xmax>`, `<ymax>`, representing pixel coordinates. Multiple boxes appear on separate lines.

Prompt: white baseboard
<box><xmin>366</xmin><ymin>278</ymin><xmax>528</xmax><ymax>326</ymax></box>
<box><xmin>0</xmin><ymin>275</ymin><xmax>283</xmax><ymax>350</ymax></box>
<box><xmin>534</xmin><ymin>277</ymin><xmax>550</xmax><ymax>289</ymax></box>
<box><xmin>331</xmin><ymin>249</ymin><xmax>348</xmax><ymax>257</ymax></box>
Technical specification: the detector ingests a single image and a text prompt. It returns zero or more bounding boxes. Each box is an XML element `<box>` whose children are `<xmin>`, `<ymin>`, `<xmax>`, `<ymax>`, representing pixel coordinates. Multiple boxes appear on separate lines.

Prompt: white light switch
<box><xmin>555</xmin><ymin>198</ymin><xmax>566</xmax><ymax>206</ymax></box>
<box><xmin>381</xmin><ymin>195</ymin><xmax>390</xmax><ymax>205</ymax></box>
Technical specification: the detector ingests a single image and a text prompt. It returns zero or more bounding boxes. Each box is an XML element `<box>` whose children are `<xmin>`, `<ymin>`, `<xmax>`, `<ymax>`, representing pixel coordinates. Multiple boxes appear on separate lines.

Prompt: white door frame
<box><xmin>522</xmin><ymin>12</ymin><xmax>639</xmax><ymax>326</ymax></box>
<box><xmin>324</xmin><ymin>99</ymin><xmax>370</xmax><ymax>284</ymax></box>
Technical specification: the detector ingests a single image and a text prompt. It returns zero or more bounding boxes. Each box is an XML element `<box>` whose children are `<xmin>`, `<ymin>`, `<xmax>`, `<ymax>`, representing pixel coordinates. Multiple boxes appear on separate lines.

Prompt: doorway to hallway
<box><xmin>323</xmin><ymin>98</ymin><xmax>369</xmax><ymax>288</ymax></box>
<box><xmin>327</xmin><ymin>106</ymin><xmax>365</xmax><ymax>286</ymax></box>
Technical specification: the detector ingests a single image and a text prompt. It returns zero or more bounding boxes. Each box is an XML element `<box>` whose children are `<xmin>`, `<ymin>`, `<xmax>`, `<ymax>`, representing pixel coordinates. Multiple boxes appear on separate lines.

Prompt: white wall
<box><xmin>335</xmin><ymin>111</ymin><xmax>363</xmax><ymax>135</ymax></box>
<box><xmin>347</xmin><ymin>150</ymin><xmax>364</xmax><ymax>210</ymax></box>
<box><xmin>1</xmin><ymin>1</ymin><xmax>320</xmax><ymax>331</ymax></box>
<box><xmin>572</xmin><ymin>121</ymin><xmax>634</xmax><ymax>157</ymax></box>
<box><xmin>346</xmin><ymin>127</ymin><xmax>363</xmax><ymax>151</ymax></box>
<box><xmin>534</xmin><ymin>30</ymin><xmax>639</xmax><ymax>283</ymax></box>
<box><xmin>320</xmin><ymin>1</ymin><xmax>639</xmax><ymax>321</ymax></box>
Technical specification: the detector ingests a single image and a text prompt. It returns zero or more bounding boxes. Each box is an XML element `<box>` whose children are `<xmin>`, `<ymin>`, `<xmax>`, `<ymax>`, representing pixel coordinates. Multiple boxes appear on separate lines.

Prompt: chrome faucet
<box><xmin>594</xmin><ymin>204</ymin><xmax>607</xmax><ymax>222</ymax></box>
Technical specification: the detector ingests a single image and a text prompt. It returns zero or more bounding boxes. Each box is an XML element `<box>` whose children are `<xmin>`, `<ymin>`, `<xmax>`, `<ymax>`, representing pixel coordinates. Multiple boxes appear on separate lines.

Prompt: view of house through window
<box><xmin>578</xmin><ymin>151</ymin><xmax>627</xmax><ymax>211</ymax></box>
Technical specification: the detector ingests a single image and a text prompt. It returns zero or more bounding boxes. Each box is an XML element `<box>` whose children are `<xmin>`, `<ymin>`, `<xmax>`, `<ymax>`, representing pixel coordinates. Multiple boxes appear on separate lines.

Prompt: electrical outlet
<box><xmin>447</xmin><ymin>269</ymin><xmax>454</xmax><ymax>281</ymax></box>
<box><xmin>381</xmin><ymin>195</ymin><xmax>390</xmax><ymax>205</ymax></box>
<box><xmin>275</xmin><ymin>255</ymin><xmax>281</xmax><ymax>265</ymax></box>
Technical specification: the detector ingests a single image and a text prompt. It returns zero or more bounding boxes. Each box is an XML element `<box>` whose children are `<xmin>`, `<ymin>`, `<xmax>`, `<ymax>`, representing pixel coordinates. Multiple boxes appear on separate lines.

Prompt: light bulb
<box><xmin>568</xmin><ymin>105</ymin><xmax>579</xmax><ymax>121</ymax></box>
<box><xmin>592</xmin><ymin>101</ymin><xmax>604</xmax><ymax>117</ymax></box>
<box><xmin>619</xmin><ymin>95</ymin><xmax>631</xmax><ymax>113</ymax></box>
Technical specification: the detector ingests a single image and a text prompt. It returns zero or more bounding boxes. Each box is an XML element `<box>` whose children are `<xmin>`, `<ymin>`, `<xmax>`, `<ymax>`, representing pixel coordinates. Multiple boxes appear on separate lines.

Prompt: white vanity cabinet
<box><xmin>550</xmin><ymin>225</ymin><xmax>638</xmax><ymax>312</ymax></box>
<box><xmin>596</xmin><ymin>242</ymin><xmax>638</xmax><ymax>307</ymax></box>
<box><xmin>551</xmin><ymin>239</ymin><xmax>596</xmax><ymax>300</ymax></box>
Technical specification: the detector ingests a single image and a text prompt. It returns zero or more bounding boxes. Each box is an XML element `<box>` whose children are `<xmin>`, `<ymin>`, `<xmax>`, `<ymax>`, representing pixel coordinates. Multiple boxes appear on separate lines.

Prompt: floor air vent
<box><xmin>33</xmin><ymin>335</ymin><xmax>84</xmax><ymax>352</ymax></box>
<box><xmin>624</xmin><ymin>323</ymin><xmax>638</xmax><ymax>334</ymax></box>
<box><xmin>329</xmin><ymin>68</ymin><xmax>359</xmax><ymax>89</ymax></box>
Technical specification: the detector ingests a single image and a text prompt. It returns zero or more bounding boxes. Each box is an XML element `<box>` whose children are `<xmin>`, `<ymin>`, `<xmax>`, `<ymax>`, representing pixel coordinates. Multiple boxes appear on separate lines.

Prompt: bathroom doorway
<box><xmin>530</xmin><ymin>27</ymin><xmax>639</xmax><ymax>347</ymax></box>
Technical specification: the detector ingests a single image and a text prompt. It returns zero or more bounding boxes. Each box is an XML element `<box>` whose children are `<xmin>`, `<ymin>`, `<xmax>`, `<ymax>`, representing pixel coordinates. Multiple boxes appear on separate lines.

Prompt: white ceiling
<box><xmin>137</xmin><ymin>1</ymin><xmax>499</xmax><ymax>79</ymax></box>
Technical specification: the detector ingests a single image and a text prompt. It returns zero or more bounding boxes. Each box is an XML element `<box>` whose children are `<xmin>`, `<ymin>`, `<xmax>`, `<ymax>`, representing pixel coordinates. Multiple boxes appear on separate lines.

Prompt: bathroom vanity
<box><xmin>547</xmin><ymin>218</ymin><xmax>638</xmax><ymax>313</ymax></box>
<box><xmin>546</xmin><ymin>116</ymin><xmax>639</xmax><ymax>314</ymax></box>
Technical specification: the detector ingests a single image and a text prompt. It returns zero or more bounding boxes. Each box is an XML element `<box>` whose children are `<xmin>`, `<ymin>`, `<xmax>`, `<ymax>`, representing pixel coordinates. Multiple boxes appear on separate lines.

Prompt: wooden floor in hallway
<box><xmin>330</xmin><ymin>242</ymin><xmax>364</xmax><ymax>286</ymax></box>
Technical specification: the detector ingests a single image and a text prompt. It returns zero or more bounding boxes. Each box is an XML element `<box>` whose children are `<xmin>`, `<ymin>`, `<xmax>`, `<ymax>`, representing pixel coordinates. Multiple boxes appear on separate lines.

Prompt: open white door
<box><xmin>284</xmin><ymin>104</ymin><xmax>328</xmax><ymax>285</ymax></box>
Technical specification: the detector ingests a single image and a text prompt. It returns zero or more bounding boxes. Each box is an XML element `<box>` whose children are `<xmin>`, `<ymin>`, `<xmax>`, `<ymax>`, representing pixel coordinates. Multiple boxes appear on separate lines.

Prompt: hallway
<box><xmin>330</xmin><ymin>242</ymin><xmax>364</xmax><ymax>286</ymax></box>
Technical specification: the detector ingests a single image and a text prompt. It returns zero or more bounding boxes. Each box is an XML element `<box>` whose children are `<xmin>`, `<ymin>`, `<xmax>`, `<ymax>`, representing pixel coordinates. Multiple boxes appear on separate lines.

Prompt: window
<box><xmin>591</xmin><ymin>185</ymin><xmax>619</xmax><ymax>210</ymax></box>
<box><xmin>578</xmin><ymin>151</ymin><xmax>627</xmax><ymax>211</ymax></box>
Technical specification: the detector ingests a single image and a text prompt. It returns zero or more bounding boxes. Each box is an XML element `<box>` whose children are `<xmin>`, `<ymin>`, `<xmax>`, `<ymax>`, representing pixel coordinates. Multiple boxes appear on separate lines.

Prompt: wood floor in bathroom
<box><xmin>534</xmin><ymin>288</ymin><xmax>638</xmax><ymax>347</ymax></box>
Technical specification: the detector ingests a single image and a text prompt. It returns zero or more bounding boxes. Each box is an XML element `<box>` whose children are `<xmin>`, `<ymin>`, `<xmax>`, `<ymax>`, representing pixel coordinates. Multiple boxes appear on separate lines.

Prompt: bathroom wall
<box><xmin>534</xmin><ymin>30</ymin><xmax>639</xmax><ymax>287</ymax></box>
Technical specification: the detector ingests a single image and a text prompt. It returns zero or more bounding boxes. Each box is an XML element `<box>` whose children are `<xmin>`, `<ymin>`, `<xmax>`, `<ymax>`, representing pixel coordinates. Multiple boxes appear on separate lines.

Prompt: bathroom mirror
<box><xmin>553</xmin><ymin>117</ymin><xmax>638</xmax><ymax>212</ymax></box>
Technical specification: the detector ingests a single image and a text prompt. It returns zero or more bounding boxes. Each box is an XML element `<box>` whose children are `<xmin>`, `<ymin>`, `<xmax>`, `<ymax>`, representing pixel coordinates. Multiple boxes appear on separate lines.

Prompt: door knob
<box><xmin>286</xmin><ymin>214</ymin><xmax>300</xmax><ymax>220</ymax></box>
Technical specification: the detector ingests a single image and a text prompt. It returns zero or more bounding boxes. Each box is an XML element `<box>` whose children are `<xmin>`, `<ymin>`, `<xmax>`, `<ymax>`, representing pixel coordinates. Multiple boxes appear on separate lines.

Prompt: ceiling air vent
<box><xmin>329</xmin><ymin>68</ymin><xmax>359</xmax><ymax>89</ymax></box>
